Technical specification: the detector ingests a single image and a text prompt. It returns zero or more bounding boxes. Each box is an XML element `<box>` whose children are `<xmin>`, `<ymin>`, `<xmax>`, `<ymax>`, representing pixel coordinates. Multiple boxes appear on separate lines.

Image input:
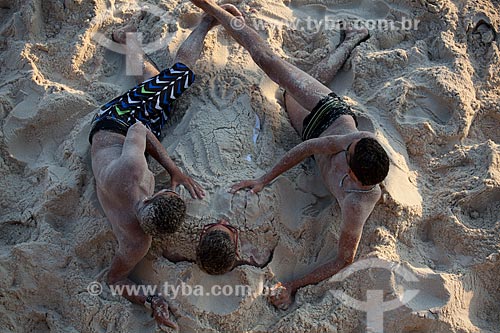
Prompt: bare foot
<box><xmin>112</xmin><ymin>25</ymin><xmax>138</xmax><ymax>44</ymax></box>
<box><xmin>345</xmin><ymin>26</ymin><xmax>369</xmax><ymax>43</ymax></box>
<box><xmin>111</xmin><ymin>10</ymin><xmax>147</xmax><ymax>44</ymax></box>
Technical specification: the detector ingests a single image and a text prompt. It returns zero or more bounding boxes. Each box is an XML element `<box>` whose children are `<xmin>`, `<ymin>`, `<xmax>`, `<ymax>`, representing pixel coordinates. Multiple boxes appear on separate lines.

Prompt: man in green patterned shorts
<box><xmin>90</xmin><ymin>5</ymin><xmax>242</xmax><ymax>330</ymax></box>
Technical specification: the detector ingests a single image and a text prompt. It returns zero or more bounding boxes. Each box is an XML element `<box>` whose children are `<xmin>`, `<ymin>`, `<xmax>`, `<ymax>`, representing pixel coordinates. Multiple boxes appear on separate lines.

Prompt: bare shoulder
<box><xmin>315</xmin><ymin>131</ymin><xmax>375</xmax><ymax>146</ymax></box>
<box><xmin>93</xmin><ymin>150</ymin><xmax>144</xmax><ymax>193</ymax></box>
<box><xmin>347</xmin><ymin>131</ymin><xmax>377</xmax><ymax>142</ymax></box>
<box><xmin>342</xmin><ymin>186</ymin><xmax>382</xmax><ymax>212</ymax></box>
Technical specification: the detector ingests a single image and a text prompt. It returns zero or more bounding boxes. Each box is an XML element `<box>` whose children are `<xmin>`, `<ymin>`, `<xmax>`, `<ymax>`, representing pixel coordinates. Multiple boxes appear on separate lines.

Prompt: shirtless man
<box><xmin>90</xmin><ymin>6</ymin><xmax>241</xmax><ymax>330</ymax></box>
<box><xmin>189</xmin><ymin>0</ymin><xmax>390</xmax><ymax>309</ymax></box>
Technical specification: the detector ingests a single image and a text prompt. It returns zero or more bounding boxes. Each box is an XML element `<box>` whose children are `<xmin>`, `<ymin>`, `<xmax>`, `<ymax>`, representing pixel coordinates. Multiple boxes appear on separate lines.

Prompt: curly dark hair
<box><xmin>349</xmin><ymin>138</ymin><xmax>390</xmax><ymax>186</ymax></box>
<box><xmin>138</xmin><ymin>194</ymin><xmax>186</xmax><ymax>236</ymax></box>
<box><xmin>196</xmin><ymin>230</ymin><xmax>236</xmax><ymax>275</ymax></box>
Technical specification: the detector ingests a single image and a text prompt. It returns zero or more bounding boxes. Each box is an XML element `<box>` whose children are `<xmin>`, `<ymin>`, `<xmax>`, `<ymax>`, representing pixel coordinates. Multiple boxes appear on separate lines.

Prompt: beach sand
<box><xmin>0</xmin><ymin>0</ymin><xmax>499</xmax><ymax>332</ymax></box>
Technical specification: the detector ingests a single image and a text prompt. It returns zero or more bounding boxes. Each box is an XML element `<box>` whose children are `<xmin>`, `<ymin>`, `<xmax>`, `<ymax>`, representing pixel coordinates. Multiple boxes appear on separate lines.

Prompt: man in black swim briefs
<box><xmin>90</xmin><ymin>5</ymin><xmax>242</xmax><ymax>331</ymax></box>
<box><xmin>190</xmin><ymin>0</ymin><xmax>390</xmax><ymax>310</ymax></box>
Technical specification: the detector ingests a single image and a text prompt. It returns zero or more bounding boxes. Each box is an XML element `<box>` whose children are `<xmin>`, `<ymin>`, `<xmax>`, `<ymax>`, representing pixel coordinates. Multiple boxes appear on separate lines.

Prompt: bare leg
<box><xmin>190</xmin><ymin>0</ymin><xmax>331</xmax><ymax>111</ymax></box>
<box><xmin>174</xmin><ymin>6</ymin><xmax>243</xmax><ymax>68</ymax></box>
<box><xmin>112</xmin><ymin>14</ymin><xmax>218</xmax><ymax>82</ymax></box>
<box><xmin>284</xmin><ymin>92</ymin><xmax>309</xmax><ymax>135</ymax></box>
<box><xmin>113</xmin><ymin>8</ymin><xmax>240</xmax><ymax>82</ymax></box>
<box><xmin>113</xmin><ymin>26</ymin><xmax>160</xmax><ymax>83</ymax></box>
<box><xmin>309</xmin><ymin>27</ymin><xmax>369</xmax><ymax>85</ymax></box>
<box><xmin>284</xmin><ymin>27</ymin><xmax>369</xmax><ymax>134</ymax></box>
<box><xmin>174</xmin><ymin>16</ymin><xmax>214</xmax><ymax>68</ymax></box>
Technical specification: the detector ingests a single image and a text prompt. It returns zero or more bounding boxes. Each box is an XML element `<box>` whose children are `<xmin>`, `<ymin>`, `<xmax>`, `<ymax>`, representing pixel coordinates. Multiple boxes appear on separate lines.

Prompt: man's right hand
<box><xmin>170</xmin><ymin>171</ymin><xmax>205</xmax><ymax>199</ymax></box>
<box><xmin>149</xmin><ymin>296</ymin><xmax>178</xmax><ymax>331</ymax></box>
<box><xmin>230</xmin><ymin>178</ymin><xmax>266</xmax><ymax>194</ymax></box>
<box><xmin>220</xmin><ymin>4</ymin><xmax>243</xmax><ymax>18</ymax></box>
<box><xmin>200</xmin><ymin>3</ymin><xmax>243</xmax><ymax>29</ymax></box>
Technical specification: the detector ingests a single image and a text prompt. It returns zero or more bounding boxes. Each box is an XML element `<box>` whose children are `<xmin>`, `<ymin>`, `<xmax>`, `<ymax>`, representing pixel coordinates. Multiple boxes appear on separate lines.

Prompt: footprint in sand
<box><xmin>0</xmin><ymin>0</ymin><xmax>14</xmax><ymax>28</ymax></box>
<box><xmin>0</xmin><ymin>1</ymin><xmax>26</xmax><ymax>40</ymax></box>
<box><xmin>471</xmin><ymin>110</ymin><xmax>500</xmax><ymax>144</ymax></box>
<box><xmin>402</xmin><ymin>87</ymin><xmax>453</xmax><ymax>125</ymax></box>
<box><xmin>207</xmin><ymin>70</ymin><xmax>247</xmax><ymax>108</ymax></box>
<box><xmin>472</xmin><ymin>19</ymin><xmax>497</xmax><ymax>44</ymax></box>
<box><xmin>455</xmin><ymin>188</ymin><xmax>500</xmax><ymax>230</ymax></box>
<box><xmin>466</xmin><ymin>16</ymin><xmax>498</xmax><ymax>78</ymax></box>
<box><xmin>0</xmin><ymin>218</ymin><xmax>37</xmax><ymax>246</ymax></box>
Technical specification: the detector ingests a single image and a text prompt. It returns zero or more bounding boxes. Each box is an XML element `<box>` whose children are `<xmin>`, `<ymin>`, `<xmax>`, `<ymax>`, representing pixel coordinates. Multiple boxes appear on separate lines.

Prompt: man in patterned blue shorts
<box><xmin>90</xmin><ymin>5</ymin><xmax>242</xmax><ymax>331</ymax></box>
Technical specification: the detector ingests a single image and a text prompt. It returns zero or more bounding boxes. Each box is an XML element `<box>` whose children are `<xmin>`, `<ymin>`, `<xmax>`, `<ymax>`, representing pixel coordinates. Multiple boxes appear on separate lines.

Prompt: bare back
<box><xmin>91</xmin><ymin>130</ymin><xmax>154</xmax><ymax>241</ymax></box>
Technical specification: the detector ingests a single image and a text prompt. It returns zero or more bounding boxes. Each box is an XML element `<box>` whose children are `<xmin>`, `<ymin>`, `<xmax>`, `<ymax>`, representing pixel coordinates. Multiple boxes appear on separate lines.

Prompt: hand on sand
<box><xmin>170</xmin><ymin>172</ymin><xmax>205</xmax><ymax>199</ymax></box>
<box><xmin>201</xmin><ymin>3</ymin><xmax>243</xmax><ymax>29</ymax></box>
<box><xmin>230</xmin><ymin>178</ymin><xmax>266</xmax><ymax>194</ymax></box>
<box><xmin>268</xmin><ymin>282</ymin><xmax>293</xmax><ymax>310</ymax></box>
<box><xmin>150</xmin><ymin>296</ymin><xmax>178</xmax><ymax>331</ymax></box>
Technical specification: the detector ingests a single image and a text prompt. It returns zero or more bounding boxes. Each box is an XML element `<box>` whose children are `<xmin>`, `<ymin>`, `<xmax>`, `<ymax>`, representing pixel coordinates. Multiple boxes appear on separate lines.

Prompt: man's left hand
<box><xmin>170</xmin><ymin>173</ymin><xmax>205</xmax><ymax>199</ymax></box>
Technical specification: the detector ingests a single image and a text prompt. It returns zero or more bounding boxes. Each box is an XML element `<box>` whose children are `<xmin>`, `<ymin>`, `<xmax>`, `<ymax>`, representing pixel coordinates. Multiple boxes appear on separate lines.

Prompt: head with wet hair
<box><xmin>138</xmin><ymin>191</ymin><xmax>186</xmax><ymax>236</ymax></box>
<box><xmin>348</xmin><ymin>138</ymin><xmax>389</xmax><ymax>186</ymax></box>
<box><xmin>196</xmin><ymin>220</ymin><xmax>238</xmax><ymax>275</ymax></box>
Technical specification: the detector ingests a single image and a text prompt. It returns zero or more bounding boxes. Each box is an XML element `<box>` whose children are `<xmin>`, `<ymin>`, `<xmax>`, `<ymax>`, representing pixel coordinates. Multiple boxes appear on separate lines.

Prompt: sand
<box><xmin>0</xmin><ymin>0</ymin><xmax>499</xmax><ymax>332</ymax></box>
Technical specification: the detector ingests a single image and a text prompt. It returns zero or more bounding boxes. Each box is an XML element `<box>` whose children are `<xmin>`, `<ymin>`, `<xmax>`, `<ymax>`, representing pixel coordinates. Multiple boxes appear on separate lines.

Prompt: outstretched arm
<box><xmin>230</xmin><ymin>133</ymin><xmax>361</xmax><ymax>193</ymax></box>
<box><xmin>189</xmin><ymin>0</ymin><xmax>331</xmax><ymax>111</ymax></box>
<box><xmin>269</xmin><ymin>193</ymin><xmax>380</xmax><ymax>309</ymax></box>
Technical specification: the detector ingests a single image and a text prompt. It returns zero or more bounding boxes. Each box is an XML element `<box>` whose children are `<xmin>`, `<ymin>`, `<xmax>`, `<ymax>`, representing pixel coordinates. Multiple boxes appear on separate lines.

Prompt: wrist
<box><xmin>172</xmin><ymin>169</ymin><xmax>185</xmax><ymax>179</ymax></box>
<box><xmin>258</xmin><ymin>175</ymin><xmax>269</xmax><ymax>186</ymax></box>
<box><xmin>285</xmin><ymin>280</ymin><xmax>299</xmax><ymax>294</ymax></box>
<box><xmin>144</xmin><ymin>295</ymin><xmax>159</xmax><ymax>310</ymax></box>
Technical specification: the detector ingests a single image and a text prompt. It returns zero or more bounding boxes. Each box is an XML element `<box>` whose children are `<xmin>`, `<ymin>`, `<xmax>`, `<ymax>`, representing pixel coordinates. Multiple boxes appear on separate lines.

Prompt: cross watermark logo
<box><xmin>90</xmin><ymin>1</ymin><xmax>177</xmax><ymax>76</ymax></box>
<box><xmin>329</xmin><ymin>258</ymin><xmax>420</xmax><ymax>333</ymax></box>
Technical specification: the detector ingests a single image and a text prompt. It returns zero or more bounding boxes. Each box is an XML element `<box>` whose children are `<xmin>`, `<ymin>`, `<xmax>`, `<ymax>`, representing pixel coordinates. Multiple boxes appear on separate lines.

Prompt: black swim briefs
<box><xmin>301</xmin><ymin>92</ymin><xmax>358</xmax><ymax>141</ymax></box>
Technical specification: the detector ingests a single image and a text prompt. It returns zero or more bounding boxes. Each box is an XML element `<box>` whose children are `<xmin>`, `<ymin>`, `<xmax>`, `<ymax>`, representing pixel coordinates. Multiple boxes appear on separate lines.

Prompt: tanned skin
<box><xmin>163</xmin><ymin>219</ymin><xmax>274</xmax><ymax>270</ymax></box>
<box><xmin>189</xmin><ymin>0</ymin><xmax>383</xmax><ymax>310</ymax></box>
<box><xmin>91</xmin><ymin>6</ymin><xmax>241</xmax><ymax>330</ymax></box>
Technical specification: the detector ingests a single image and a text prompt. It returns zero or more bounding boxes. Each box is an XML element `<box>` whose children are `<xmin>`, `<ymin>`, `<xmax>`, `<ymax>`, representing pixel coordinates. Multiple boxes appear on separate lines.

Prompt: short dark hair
<box><xmin>196</xmin><ymin>230</ymin><xmax>236</xmax><ymax>275</ymax></box>
<box><xmin>139</xmin><ymin>194</ymin><xmax>186</xmax><ymax>235</ymax></box>
<box><xmin>349</xmin><ymin>138</ymin><xmax>389</xmax><ymax>186</ymax></box>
